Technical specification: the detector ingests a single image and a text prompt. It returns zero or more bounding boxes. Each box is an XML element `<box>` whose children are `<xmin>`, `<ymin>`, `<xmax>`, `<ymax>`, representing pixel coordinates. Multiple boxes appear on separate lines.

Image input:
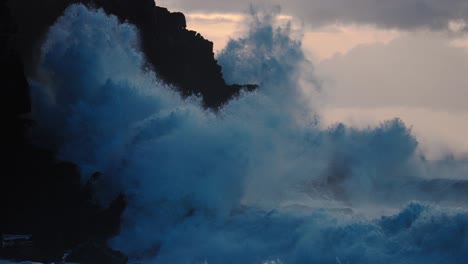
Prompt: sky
<box><xmin>157</xmin><ymin>0</ymin><xmax>468</xmax><ymax>158</ymax></box>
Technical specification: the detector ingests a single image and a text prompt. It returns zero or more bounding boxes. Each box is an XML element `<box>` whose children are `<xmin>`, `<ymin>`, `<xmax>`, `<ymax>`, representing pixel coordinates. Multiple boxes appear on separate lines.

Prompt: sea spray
<box><xmin>30</xmin><ymin>4</ymin><xmax>468</xmax><ymax>263</ymax></box>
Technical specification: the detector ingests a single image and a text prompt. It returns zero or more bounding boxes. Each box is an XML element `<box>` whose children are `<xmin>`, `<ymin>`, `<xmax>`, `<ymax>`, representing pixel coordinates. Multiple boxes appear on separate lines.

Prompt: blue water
<box><xmin>29</xmin><ymin>5</ymin><xmax>468</xmax><ymax>263</ymax></box>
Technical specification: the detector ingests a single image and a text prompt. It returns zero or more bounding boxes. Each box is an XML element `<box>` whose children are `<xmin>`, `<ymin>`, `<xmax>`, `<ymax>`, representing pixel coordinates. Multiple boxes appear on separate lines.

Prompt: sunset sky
<box><xmin>159</xmin><ymin>0</ymin><xmax>468</xmax><ymax>158</ymax></box>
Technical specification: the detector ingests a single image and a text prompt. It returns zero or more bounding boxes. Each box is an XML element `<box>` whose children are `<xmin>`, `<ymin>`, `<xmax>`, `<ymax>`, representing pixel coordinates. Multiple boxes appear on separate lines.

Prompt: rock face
<box><xmin>1</xmin><ymin>0</ymin><xmax>126</xmax><ymax>262</ymax></box>
<box><xmin>1</xmin><ymin>0</ymin><xmax>30</xmax><ymax>118</ymax></box>
<box><xmin>8</xmin><ymin>0</ymin><xmax>257</xmax><ymax>109</ymax></box>
<box><xmin>92</xmin><ymin>0</ymin><xmax>245</xmax><ymax>108</ymax></box>
<box><xmin>2</xmin><ymin>0</ymin><xmax>257</xmax><ymax>262</ymax></box>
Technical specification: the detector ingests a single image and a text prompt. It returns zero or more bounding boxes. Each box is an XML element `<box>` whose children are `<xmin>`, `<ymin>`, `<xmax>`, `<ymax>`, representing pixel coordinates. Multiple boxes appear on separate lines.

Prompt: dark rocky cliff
<box><xmin>1</xmin><ymin>3</ymin><xmax>127</xmax><ymax>261</ymax></box>
<box><xmin>91</xmin><ymin>0</ymin><xmax>256</xmax><ymax>108</ymax></box>
<box><xmin>1</xmin><ymin>0</ymin><xmax>256</xmax><ymax>262</ymax></box>
<box><xmin>8</xmin><ymin>0</ymin><xmax>256</xmax><ymax>109</ymax></box>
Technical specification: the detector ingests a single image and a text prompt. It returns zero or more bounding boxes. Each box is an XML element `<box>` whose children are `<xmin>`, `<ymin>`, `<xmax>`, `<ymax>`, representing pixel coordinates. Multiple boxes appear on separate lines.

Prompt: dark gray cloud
<box><xmin>289</xmin><ymin>0</ymin><xmax>468</xmax><ymax>30</ymax></box>
<box><xmin>157</xmin><ymin>0</ymin><xmax>468</xmax><ymax>31</ymax></box>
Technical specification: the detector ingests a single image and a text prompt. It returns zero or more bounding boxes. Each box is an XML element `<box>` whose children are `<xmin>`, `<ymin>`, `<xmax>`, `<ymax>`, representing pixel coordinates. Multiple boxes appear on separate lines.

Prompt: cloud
<box><xmin>157</xmin><ymin>0</ymin><xmax>468</xmax><ymax>31</ymax></box>
<box><xmin>317</xmin><ymin>33</ymin><xmax>468</xmax><ymax>111</ymax></box>
<box><xmin>302</xmin><ymin>24</ymin><xmax>401</xmax><ymax>60</ymax></box>
<box><xmin>288</xmin><ymin>0</ymin><xmax>468</xmax><ymax>31</ymax></box>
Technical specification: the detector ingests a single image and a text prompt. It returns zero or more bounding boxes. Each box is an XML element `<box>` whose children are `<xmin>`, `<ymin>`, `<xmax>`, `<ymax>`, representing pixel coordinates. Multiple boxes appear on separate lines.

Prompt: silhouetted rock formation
<box><xmin>8</xmin><ymin>0</ymin><xmax>257</xmax><ymax>109</ymax></box>
<box><xmin>1</xmin><ymin>1</ymin><xmax>126</xmax><ymax>262</ymax></box>
<box><xmin>2</xmin><ymin>0</ymin><xmax>257</xmax><ymax>261</ymax></box>
<box><xmin>1</xmin><ymin>0</ymin><xmax>30</xmax><ymax>118</ymax></box>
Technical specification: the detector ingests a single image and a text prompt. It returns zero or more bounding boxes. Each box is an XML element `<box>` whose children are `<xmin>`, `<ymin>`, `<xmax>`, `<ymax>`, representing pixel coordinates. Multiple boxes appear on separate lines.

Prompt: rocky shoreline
<box><xmin>1</xmin><ymin>0</ymin><xmax>255</xmax><ymax>262</ymax></box>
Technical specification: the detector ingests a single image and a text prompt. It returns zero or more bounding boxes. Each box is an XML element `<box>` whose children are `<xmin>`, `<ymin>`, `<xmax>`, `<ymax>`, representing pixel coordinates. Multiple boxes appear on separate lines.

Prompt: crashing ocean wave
<box><xmin>29</xmin><ymin>4</ymin><xmax>468</xmax><ymax>263</ymax></box>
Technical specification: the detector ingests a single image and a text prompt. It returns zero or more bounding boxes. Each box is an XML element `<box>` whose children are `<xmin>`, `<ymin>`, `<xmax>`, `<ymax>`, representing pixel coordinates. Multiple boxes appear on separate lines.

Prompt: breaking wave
<box><xmin>30</xmin><ymin>4</ymin><xmax>468</xmax><ymax>263</ymax></box>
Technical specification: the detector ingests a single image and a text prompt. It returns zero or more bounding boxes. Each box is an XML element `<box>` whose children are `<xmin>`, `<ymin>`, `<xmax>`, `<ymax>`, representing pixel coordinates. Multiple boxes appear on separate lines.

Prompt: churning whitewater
<box><xmin>30</xmin><ymin>4</ymin><xmax>468</xmax><ymax>263</ymax></box>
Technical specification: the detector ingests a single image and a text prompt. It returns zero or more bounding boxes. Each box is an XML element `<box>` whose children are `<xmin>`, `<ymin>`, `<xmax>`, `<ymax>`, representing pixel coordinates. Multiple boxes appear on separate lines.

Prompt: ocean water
<box><xmin>29</xmin><ymin>4</ymin><xmax>468</xmax><ymax>263</ymax></box>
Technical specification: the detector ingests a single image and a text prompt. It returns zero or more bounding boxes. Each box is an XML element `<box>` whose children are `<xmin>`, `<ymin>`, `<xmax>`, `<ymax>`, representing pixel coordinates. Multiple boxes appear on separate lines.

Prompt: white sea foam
<box><xmin>30</xmin><ymin>4</ymin><xmax>468</xmax><ymax>263</ymax></box>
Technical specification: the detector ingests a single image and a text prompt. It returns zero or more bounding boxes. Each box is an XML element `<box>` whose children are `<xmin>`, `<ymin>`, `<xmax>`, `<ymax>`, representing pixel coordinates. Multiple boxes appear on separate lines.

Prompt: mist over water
<box><xmin>31</xmin><ymin>4</ymin><xmax>468</xmax><ymax>263</ymax></box>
